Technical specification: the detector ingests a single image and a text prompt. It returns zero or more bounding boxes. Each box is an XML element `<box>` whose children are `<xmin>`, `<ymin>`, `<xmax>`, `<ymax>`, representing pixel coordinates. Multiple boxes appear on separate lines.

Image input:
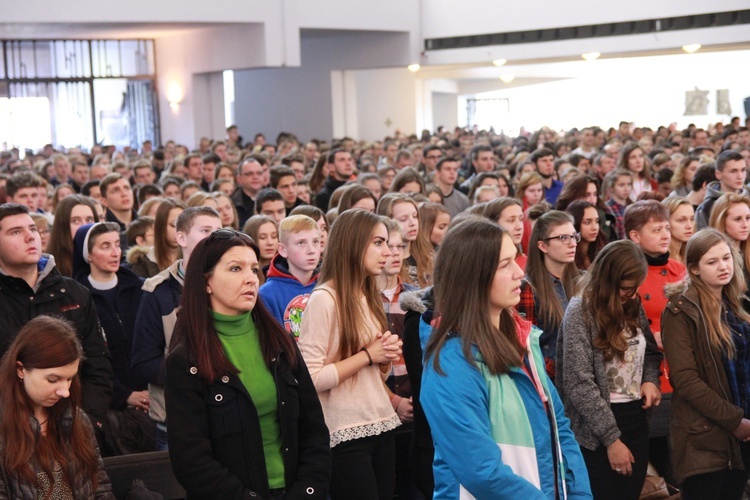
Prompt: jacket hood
<box><xmin>399</xmin><ymin>286</ymin><xmax>434</xmax><ymax>314</ymax></box>
<box><xmin>266</xmin><ymin>254</ymin><xmax>319</xmax><ymax>285</ymax></box>
<box><xmin>705</xmin><ymin>181</ymin><xmax>750</xmax><ymax>201</ymax></box>
<box><xmin>126</xmin><ymin>245</ymin><xmax>156</xmax><ymax>266</ymax></box>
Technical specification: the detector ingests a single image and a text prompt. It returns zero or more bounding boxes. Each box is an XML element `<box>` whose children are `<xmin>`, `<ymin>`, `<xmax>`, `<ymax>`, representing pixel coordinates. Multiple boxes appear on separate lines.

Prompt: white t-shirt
<box><xmin>605</xmin><ymin>328</ymin><xmax>646</xmax><ymax>403</ymax></box>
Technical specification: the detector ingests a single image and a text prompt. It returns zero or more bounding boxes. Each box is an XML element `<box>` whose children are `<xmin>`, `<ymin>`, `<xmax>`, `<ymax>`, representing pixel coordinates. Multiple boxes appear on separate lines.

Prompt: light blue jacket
<box><xmin>420</xmin><ymin>310</ymin><xmax>592</xmax><ymax>499</ymax></box>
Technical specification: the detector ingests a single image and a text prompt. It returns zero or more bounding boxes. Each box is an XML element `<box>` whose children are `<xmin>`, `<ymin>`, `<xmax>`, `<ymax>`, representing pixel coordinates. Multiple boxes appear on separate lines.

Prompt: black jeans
<box><xmin>330</xmin><ymin>430</ymin><xmax>395</xmax><ymax>500</ymax></box>
<box><xmin>581</xmin><ymin>400</ymin><xmax>649</xmax><ymax>500</ymax></box>
<box><xmin>680</xmin><ymin>442</ymin><xmax>750</xmax><ymax>500</ymax></box>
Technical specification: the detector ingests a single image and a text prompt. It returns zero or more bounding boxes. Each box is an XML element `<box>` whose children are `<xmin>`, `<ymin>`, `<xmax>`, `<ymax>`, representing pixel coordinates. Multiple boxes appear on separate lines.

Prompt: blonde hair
<box><xmin>515</xmin><ymin>172</ymin><xmax>544</xmax><ymax>204</ymax></box>
<box><xmin>279</xmin><ymin>215</ymin><xmax>319</xmax><ymax>244</ymax></box>
<box><xmin>663</xmin><ymin>196</ymin><xmax>693</xmax><ymax>262</ymax></box>
<box><xmin>709</xmin><ymin>193</ymin><xmax>750</xmax><ymax>273</ymax></box>
<box><xmin>376</xmin><ymin>193</ymin><xmax>434</xmax><ymax>286</ymax></box>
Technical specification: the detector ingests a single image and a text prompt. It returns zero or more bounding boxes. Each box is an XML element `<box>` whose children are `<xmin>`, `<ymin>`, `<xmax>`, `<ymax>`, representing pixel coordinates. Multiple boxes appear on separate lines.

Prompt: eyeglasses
<box><xmin>207</xmin><ymin>228</ymin><xmax>244</xmax><ymax>243</ymax></box>
<box><xmin>543</xmin><ymin>233</ymin><xmax>581</xmax><ymax>245</ymax></box>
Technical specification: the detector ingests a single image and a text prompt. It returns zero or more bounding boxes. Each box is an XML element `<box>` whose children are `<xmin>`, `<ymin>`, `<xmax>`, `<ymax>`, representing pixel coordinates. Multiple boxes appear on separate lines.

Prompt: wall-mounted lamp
<box><xmin>408</xmin><ymin>63</ymin><xmax>421</xmax><ymax>72</ymax></box>
<box><xmin>167</xmin><ymin>82</ymin><xmax>183</xmax><ymax>110</ymax></box>
<box><xmin>499</xmin><ymin>74</ymin><xmax>515</xmax><ymax>83</ymax></box>
<box><xmin>492</xmin><ymin>58</ymin><xmax>507</xmax><ymax>67</ymax></box>
<box><xmin>581</xmin><ymin>52</ymin><xmax>600</xmax><ymax>61</ymax></box>
<box><xmin>682</xmin><ymin>44</ymin><xmax>701</xmax><ymax>54</ymax></box>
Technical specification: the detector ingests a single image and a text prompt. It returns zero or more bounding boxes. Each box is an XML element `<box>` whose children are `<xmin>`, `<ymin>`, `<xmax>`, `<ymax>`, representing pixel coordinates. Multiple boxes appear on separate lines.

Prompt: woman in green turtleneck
<box><xmin>165</xmin><ymin>229</ymin><xmax>331</xmax><ymax>500</ymax></box>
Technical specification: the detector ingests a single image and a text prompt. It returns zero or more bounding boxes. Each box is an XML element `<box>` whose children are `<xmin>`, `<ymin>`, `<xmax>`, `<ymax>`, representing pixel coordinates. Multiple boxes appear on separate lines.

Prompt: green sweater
<box><xmin>212</xmin><ymin>311</ymin><xmax>285</xmax><ymax>489</ymax></box>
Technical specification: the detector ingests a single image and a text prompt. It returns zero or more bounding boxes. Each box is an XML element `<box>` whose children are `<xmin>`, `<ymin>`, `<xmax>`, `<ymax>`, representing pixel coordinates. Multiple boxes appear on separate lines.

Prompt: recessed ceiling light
<box><xmin>492</xmin><ymin>59</ymin><xmax>507</xmax><ymax>67</ymax></box>
<box><xmin>682</xmin><ymin>44</ymin><xmax>701</xmax><ymax>53</ymax></box>
<box><xmin>582</xmin><ymin>52</ymin><xmax>600</xmax><ymax>61</ymax></box>
<box><xmin>407</xmin><ymin>64</ymin><xmax>421</xmax><ymax>72</ymax></box>
<box><xmin>499</xmin><ymin>74</ymin><xmax>515</xmax><ymax>83</ymax></box>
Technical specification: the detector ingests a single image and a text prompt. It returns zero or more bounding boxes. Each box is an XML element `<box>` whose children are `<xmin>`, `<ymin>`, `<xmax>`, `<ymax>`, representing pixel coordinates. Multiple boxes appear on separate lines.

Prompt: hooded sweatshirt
<box><xmin>258</xmin><ymin>254</ymin><xmax>318</xmax><ymax>339</ymax></box>
<box><xmin>695</xmin><ymin>181</ymin><xmax>750</xmax><ymax>230</ymax></box>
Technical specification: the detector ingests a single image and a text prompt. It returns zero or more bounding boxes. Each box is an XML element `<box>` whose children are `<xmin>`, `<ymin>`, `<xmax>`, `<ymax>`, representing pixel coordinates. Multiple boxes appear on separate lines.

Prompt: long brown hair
<box><xmin>418</xmin><ymin>201</ymin><xmax>450</xmax><ymax>249</ymax></box>
<box><xmin>376</xmin><ymin>193</ymin><xmax>434</xmax><ymax>286</ymax></box>
<box><xmin>618</xmin><ymin>143</ymin><xmax>652</xmax><ymax>181</ymax></box>
<box><xmin>670</xmin><ymin>228</ymin><xmax>750</xmax><ymax>357</ymax></box>
<box><xmin>425</xmin><ymin>219</ymin><xmax>525</xmax><ymax>375</ymax></box>
<box><xmin>319</xmin><ymin>209</ymin><xmax>388</xmax><ymax>361</ymax></box>
<box><xmin>170</xmin><ymin>230</ymin><xmax>296</xmax><ymax>382</ymax></box>
<box><xmin>154</xmin><ymin>198</ymin><xmax>186</xmax><ymax>271</ymax></box>
<box><xmin>567</xmin><ymin>200</ymin><xmax>608</xmax><ymax>269</ymax></box>
<box><xmin>47</xmin><ymin>195</ymin><xmax>99</xmax><ymax>277</ymax></box>
<box><xmin>525</xmin><ymin>211</ymin><xmax>581</xmax><ymax>330</ymax></box>
<box><xmin>580</xmin><ymin>240</ymin><xmax>648</xmax><ymax>361</ymax></box>
<box><xmin>709</xmin><ymin>193</ymin><xmax>750</xmax><ymax>273</ymax></box>
<box><xmin>0</xmin><ymin>316</ymin><xmax>99</xmax><ymax>495</ymax></box>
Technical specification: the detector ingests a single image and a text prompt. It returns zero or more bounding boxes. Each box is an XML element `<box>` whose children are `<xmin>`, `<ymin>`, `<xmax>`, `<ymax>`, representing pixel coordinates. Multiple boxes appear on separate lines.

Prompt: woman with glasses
<box><xmin>299</xmin><ymin>209</ymin><xmax>403</xmax><ymax>500</ymax></box>
<box><xmin>662</xmin><ymin>229</ymin><xmax>750</xmax><ymax>499</ymax></box>
<box><xmin>558</xmin><ymin>240</ymin><xmax>663</xmax><ymax>500</ymax></box>
<box><xmin>165</xmin><ymin>229</ymin><xmax>331</xmax><ymax>499</ymax></box>
<box><xmin>516</xmin><ymin>211</ymin><xmax>581</xmax><ymax>379</ymax></box>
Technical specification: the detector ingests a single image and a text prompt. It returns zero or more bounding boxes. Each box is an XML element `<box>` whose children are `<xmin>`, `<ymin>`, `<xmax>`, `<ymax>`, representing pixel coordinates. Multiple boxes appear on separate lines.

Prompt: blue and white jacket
<box><xmin>420</xmin><ymin>310</ymin><xmax>591</xmax><ymax>499</ymax></box>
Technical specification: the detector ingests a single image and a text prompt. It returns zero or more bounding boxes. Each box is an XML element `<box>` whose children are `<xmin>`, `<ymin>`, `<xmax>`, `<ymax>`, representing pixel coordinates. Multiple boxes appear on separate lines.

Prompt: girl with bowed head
<box><xmin>0</xmin><ymin>316</ymin><xmax>113</xmax><ymax>498</ymax></box>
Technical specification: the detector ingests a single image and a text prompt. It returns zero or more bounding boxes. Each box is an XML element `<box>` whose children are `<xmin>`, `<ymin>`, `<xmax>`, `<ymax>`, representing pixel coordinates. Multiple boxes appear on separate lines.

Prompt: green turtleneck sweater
<box><xmin>212</xmin><ymin>310</ymin><xmax>285</xmax><ymax>489</ymax></box>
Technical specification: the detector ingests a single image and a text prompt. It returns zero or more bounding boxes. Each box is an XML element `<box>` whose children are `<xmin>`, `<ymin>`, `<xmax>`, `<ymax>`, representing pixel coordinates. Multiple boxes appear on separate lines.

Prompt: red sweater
<box><xmin>640</xmin><ymin>257</ymin><xmax>686</xmax><ymax>393</ymax></box>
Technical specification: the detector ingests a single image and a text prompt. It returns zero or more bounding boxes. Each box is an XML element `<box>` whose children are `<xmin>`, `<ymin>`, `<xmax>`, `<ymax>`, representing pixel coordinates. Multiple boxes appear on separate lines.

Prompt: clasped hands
<box><xmin>366</xmin><ymin>331</ymin><xmax>403</xmax><ymax>365</ymax></box>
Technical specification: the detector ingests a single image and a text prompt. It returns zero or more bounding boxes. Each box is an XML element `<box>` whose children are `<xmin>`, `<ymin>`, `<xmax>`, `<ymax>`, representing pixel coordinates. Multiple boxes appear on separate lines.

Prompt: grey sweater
<box><xmin>556</xmin><ymin>296</ymin><xmax>662</xmax><ymax>451</ymax></box>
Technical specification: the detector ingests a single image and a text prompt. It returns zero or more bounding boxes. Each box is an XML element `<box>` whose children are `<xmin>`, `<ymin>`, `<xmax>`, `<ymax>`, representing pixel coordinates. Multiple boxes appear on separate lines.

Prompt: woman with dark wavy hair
<box><xmin>0</xmin><ymin>315</ymin><xmax>113</xmax><ymax>498</ymax></box>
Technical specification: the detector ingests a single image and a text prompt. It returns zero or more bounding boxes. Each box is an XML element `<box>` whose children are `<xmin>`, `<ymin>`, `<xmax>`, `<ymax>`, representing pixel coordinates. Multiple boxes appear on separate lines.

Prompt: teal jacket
<box><xmin>420</xmin><ymin>310</ymin><xmax>591</xmax><ymax>499</ymax></box>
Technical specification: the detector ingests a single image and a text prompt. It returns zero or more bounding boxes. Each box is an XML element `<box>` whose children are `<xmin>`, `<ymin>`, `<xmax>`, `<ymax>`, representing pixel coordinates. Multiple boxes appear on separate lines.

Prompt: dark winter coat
<box><xmin>0</xmin><ymin>255</ymin><xmax>113</xmax><ymax>426</ymax></box>
<box><xmin>662</xmin><ymin>284</ymin><xmax>745</xmax><ymax>483</ymax></box>
<box><xmin>165</xmin><ymin>343</ymin><xmax>331</xmax><ymax>499</ymax></box>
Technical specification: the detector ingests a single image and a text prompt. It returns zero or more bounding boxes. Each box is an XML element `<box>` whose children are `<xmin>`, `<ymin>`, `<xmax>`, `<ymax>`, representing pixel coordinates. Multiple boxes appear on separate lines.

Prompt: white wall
<box><xmin>350</xmin><ymin>68</ymin><xmax>419</xmax><ymax>141</ymax></box>
<box><xmin>233</xmin><ymin>30</ymin><xmax>413</xmax><ymax>143</ymax></box>
<box><xmin>433</xmin><ymin>93</ymin><xmax>459</xmax><ymax>131</ymax></box>
<box><xmin>469</xmin><ymin>50</ymin><xmax>750</xmax><ymax>134</ymax></box>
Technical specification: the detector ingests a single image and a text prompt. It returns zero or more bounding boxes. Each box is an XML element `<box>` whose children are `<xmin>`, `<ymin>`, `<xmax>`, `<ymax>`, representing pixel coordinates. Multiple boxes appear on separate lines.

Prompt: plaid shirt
<box><xmin>605</xmin><ymin>198</ymin><xmax>628</xmax><ymax>240</ymax></box>
<box><xmin>516</xmin><ymin>279</ymin><xmax>558</xmax><ymax>380</ymax></box>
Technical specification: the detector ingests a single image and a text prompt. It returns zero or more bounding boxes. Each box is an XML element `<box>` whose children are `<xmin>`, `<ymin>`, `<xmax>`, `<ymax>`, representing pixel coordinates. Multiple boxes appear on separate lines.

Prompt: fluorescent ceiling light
<box><xmin>682</xmin><ymin>44</ymin><xmax>701</xmax><ymax>54</ymax></box>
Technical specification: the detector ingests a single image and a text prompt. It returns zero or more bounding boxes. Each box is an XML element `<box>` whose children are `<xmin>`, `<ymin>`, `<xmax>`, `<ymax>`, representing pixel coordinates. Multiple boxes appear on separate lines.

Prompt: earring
<box><xmin>207</xmin><ymin>287</ymin><xmax>213</xmax><ymax>295</ymax></box>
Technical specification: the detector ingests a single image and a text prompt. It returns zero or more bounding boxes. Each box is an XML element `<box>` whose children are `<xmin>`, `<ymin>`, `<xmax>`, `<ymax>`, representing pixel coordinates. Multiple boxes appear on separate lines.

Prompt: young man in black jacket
<box><xmin>0</xmin><ymin>203</ymin><xmax>114</xmax><ymax>434</ymax></box>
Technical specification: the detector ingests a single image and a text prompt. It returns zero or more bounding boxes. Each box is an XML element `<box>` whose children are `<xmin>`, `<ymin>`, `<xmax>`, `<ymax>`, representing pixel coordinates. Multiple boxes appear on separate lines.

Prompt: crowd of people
<box><xmin>1</xmin><ymin>116</ymin><xmax>750</xmax><ymax>498</ymax></box>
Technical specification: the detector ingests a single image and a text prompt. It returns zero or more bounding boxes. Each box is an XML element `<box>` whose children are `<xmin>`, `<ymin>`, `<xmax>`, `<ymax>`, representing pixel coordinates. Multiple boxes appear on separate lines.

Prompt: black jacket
<box><xmin>0</xmin><ymin>256</ymin><xmax>113</xmax><ymax>426</ymax></box>
<box><xmin>165</xmin><ymin>343</ymin><xmax>331</xmax><ymax>499</ymax></box>
<box><xmin>314</xmin><ymin>176</ymin><xmax>347</xmax><ymax>212</ymax></box>
<box><xmin>232</xmin><ymin>187</ymin><xmax>256</xmax><ymax>228</ymax></box>
<box><xmin>76</xmin><ymin>266</ymin><xmax>146</xmax><ymax>410</ymax></box>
